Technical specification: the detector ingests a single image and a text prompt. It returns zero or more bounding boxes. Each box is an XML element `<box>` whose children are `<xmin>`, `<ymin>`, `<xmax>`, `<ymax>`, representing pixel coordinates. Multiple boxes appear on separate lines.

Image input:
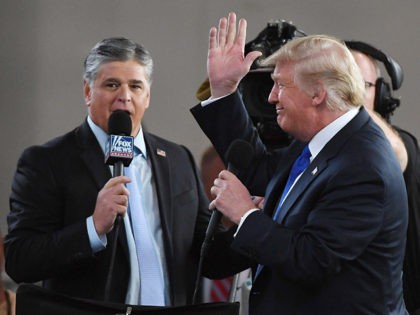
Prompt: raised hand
<box><xmin>207</xmin><ymin>12</ymin><xmax>262</xmax><ymax>98</ymax></box>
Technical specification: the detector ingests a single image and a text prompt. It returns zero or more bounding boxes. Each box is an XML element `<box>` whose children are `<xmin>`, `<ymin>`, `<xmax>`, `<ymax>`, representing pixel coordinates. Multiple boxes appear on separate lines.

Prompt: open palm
<box><xmin>207</xmin><ymin>12</ymin><xmax>262</xmax><ymax>98</ymax></box>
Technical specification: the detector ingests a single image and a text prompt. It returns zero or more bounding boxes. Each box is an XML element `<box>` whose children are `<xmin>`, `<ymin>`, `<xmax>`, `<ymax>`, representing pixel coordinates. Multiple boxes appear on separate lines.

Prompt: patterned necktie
<box><xmin>125</xmin><ymin>156</ymin><xmax>165</xmax><ymax>306</ymax></box>
<box><xmin>255</xmin><ymin>145</ymin><xmax>311</xmax><ymax>279</ymax></box>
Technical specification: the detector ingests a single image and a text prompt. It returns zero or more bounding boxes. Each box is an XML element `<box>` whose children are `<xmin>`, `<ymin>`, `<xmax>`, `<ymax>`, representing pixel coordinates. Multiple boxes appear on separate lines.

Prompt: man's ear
<box><xmin>312</xmin><ymin>83</ymin><xmax>326</xmax><ymax>106</ymax></box>
<box><xmin>83</xmin><ymin>80</ymin><xmax>91</xmax><ymax>106</ymax></box>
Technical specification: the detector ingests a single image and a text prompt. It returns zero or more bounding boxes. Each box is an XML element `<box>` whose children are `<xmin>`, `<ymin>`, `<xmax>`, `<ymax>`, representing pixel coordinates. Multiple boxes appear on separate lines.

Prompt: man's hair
<box><xmin>262</xmin><ymin>34</ymin><xmax>365</xmax><ymax>111</ymax></box>
<box><xmin>83</xmin><ymin>37</ymin><xmax>153</xmax><ymax>86</ymax></box>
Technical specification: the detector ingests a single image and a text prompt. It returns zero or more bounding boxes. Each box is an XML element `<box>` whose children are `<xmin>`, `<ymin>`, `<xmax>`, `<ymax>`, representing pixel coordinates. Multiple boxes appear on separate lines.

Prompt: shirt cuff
<box><xmin>201</xmin><ymin>94</ymin><xmax>230</xmax><ymax>107</ymax></box>
<box><xmin>234</xmin><ymin>208</ymin><xmax>261</xmax><ymax>237</ymax></box>
<box><xmin>86</xmin><ymin>216</ymin><xmax>107</xmax><ymax>253</ymax></box>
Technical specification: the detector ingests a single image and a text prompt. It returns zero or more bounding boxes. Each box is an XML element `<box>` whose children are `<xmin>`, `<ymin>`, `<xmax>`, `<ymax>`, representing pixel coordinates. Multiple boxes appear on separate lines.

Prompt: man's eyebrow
<box><xmin>103</xmin><ymin>77</ymin><xmax>120</xmax><ymax>82</ymax></box>
<box><xmin>130</xmin><ymin>79</ymin><xmax>144</xmax><ymax>84</ymax></box>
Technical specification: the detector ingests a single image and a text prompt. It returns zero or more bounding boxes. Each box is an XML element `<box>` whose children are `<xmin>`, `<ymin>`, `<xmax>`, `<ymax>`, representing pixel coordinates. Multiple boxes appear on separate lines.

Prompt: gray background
<box><xmin>1</xmin><ymin>0</ymin><xmax>419</xmax><ymax>236</ymax></box>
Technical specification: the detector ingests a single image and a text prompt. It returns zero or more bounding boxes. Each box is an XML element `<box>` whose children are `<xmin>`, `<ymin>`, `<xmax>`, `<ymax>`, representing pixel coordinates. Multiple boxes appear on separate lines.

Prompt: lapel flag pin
<box><xmin>311</xmin><ymin>167</ymin><xmax>318</xmax><ymax>176</ymax></box>
<box><xmin>157</xmin><ymin>148</ymin><xmax>166</xmax><ymax>157</ymax></box>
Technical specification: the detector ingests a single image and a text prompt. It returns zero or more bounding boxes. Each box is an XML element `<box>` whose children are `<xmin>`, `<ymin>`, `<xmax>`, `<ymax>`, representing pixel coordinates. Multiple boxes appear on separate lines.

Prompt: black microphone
<box><xmin>105</xmin><ymin>110</ymin><xmax>134</xmax><ymax>175</ymax></box>
<box><xmin>104</xmin><ymin>110</ymin><xmax>134</xmax><ymax>302</ymax></box>
<box><xmin>192</xmin><ymin>139</ymin><xmax>255</xmax><ymax>304</ymax></box>
<box><xmin>203</xmin><ymin>139</ymin><xmax>255</xmax><ymax>244</ymax></box>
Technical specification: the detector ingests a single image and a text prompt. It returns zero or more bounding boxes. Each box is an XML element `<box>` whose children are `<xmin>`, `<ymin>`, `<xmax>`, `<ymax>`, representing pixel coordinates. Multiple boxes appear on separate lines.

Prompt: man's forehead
<box><xmin>272</xmin><ymin>63</ymin><xmax>294</xmax><ymax>80</ymax></box>
<box><xmin>95</xmin><ymin>61</ymin><xmax>148</xmax><ymax>81</ymax></box>
<box><xmin>98</xmin><ymin>60</ymin><xmax>145</xmax><ymax>73</ymax></box>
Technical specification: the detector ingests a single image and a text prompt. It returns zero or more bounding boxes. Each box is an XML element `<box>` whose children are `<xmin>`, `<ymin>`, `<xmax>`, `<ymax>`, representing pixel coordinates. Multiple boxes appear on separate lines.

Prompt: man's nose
<box><xmin>268</xmin><ymin>84</ymin><xmax>278</xmax><ymax>105</ymax></box>
<box><xmin>117</xmin><ymin>85</ymin><xmax>131</xmax><ymax>103</ymax></box>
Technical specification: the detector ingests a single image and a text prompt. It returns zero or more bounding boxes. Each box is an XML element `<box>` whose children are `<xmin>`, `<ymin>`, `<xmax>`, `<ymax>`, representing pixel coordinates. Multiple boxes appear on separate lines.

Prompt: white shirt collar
<box><xmin>87</xmin><ymin>115</ymin><xmax>147</xmax><ymax>158</ymax></box>
<box><xmin>308</xmin><ymin>107</ymin><xmax>360</xmax><ymax>160</ymax></box>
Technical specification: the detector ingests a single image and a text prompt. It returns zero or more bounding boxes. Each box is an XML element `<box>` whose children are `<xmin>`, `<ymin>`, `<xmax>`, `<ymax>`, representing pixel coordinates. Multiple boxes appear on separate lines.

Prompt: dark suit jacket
<box><xmin>5</xmin><ymin>119</ymin><xmax>210</xmax><ymax>306</ymax></box>
<box><xmin>397</xmin><ymin>127</ymin><xmax>420</xmax><ymax>314</ymax></box>
<box><xmin>191</xmin><ymin>92</ymin><xmax>408</xmax><ymax>315</ymax></box>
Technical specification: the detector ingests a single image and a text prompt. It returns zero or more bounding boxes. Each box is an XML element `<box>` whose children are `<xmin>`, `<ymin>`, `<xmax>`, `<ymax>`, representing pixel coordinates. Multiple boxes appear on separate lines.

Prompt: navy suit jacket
<box><xmin>191</xmin><ymin>92</ymin><xmax>408</xmax><ymax>314</ymax></box>
<box><xmin>5</xmin><ymin>119</ymin><xmax>210</xmax><ymax>306</ymax></box>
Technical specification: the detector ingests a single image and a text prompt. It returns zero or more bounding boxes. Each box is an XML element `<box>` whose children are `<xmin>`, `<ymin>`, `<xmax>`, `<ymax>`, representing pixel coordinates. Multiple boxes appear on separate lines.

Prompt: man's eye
<box><xmin>131</xmin><ymin>84</ymin><xmax>142</xmax><ymax>90</ymax></box>
<box><xmin>105</xmin><ymin>82</ymin><xmax>119</xmax><ymax>89</ymax></box>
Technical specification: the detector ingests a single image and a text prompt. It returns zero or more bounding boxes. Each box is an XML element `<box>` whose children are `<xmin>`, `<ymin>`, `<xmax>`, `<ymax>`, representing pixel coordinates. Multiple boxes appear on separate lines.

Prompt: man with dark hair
<box><xmin>5</xmin><ymin>37</ymin><xmax>210</xmax><ymax>306</ymax></box>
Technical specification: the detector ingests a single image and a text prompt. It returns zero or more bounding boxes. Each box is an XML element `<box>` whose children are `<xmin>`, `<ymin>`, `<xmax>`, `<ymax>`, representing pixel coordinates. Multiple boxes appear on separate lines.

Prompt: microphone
<box><xmin>103</xmin><ymin>110</ymin><xmax>134</xmax><ymax>302</ymax></box>
<box><xmin>192</xmin><ymin>139</ymin><xmax>254</xmax><ymax>304</ymax></box>
<box><xmin>105</xmin><ymin>110</ymin><xmax>134</xmax><ymax>175</ymax></box>
<box><xmin>204</xmin><ymin>139</ymin><xmax>255</xmax><ymax>244</ymax></box>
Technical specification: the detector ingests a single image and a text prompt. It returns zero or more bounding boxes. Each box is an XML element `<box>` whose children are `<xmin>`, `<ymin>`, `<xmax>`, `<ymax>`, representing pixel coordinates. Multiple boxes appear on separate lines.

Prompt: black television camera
<box><xmin>239</xmin><ymin>20</ymin><xmax>306</xmax><ymax>150</ymax></box>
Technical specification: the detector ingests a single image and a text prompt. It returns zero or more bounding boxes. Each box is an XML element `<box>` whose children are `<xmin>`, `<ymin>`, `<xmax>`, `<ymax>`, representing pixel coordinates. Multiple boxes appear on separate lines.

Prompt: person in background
<box><xmin>0</xmin><ymin>234</ymin><xmax>15</xmax><ymax>315</ymax></box>
<box><xmin>191</xmin><ymin>12</ymin><xmax>408</xmax><ymax>314</ymax></box>
<box><xmin>4</xmin><ymin>37</ymin><xmax>210</xmax><ymax>307</ymax></box>
<box><xmin>350</xmin><ymin>43</ymin><xmax>420</xmax><ymax>315</ymax></box>
<box><xmin>349</xmin><ymin>45</ymin><xmax>408</xmax><ymax>171</ymax></box>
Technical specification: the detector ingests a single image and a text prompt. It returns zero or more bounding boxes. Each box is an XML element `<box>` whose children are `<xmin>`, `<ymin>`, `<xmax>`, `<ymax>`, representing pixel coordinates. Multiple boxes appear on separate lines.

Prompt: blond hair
<box><xmin>262</xmin><ymin>35</ymin><xmax>365</xmax><ymax>111</ymax></box>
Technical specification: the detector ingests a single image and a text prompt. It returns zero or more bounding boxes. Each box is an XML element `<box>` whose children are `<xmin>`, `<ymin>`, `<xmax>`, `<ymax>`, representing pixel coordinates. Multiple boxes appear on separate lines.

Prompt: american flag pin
<box><xmin>157</xmin><ymin>148</ymin><xmax>166</xmax><ymax>157</ymax></box>
<box><xmin>311</xmin><ymin>167</ymin><xmax>318</xmax><ymax>176</ymax></box>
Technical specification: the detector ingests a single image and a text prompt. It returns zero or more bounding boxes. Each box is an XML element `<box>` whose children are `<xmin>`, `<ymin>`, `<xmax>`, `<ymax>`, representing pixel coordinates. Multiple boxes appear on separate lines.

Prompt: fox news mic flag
<box><xmin>105</xmin><ymin>110</ymin><xmax>134</xmax><ymax>168</ymax></box>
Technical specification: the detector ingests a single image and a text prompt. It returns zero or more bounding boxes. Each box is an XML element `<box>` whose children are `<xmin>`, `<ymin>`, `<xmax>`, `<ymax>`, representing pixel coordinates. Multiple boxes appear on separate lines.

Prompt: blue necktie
<box><xmin>273</xmin><ymin>145</ymin><xmax>312</xmax><ymax>221</ymax></box>
<box><xmin>255</xmin><ymin>145</ymin><xmax>311</xmax><ymax>279</ymax></box>
<box><xmin>125</xmin><ymin>153</ymin><xmax>165</xmax><ymax>306</ymax></box>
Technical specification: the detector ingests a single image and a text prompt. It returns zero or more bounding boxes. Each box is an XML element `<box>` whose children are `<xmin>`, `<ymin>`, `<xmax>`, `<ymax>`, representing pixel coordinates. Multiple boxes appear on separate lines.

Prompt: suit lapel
<box><xmin>76</xmin><ymin>120</ymin><xmax>111</xmax><ymax>189</ymax></box>
<box><xmin>143</xmin><ymin>133</ymin><xmax>174</xmax><ymax>257</ymax></box>
<box><xmin>263</xmin><ymin>142</ymin><xmax>305</xmax><ymax>218</ymax></box>
<box><xmin>274</xmin><ymin>107</ymin><xmax>370</xmax><ymax>223</ymax></box>
<box><xmin>276</xmin><ymin>159</ymin><xmax>326</xmax><ymax>223</ymax></box>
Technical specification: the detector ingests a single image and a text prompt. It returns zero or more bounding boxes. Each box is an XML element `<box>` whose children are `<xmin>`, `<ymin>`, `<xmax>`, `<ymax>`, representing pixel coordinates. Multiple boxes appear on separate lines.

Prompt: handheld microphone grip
<box><xmin>104</xmin><ymin>110</ymin><xmax>133</xmax><ymax>302</ymax></box>
<box><xmin>202</xmin><ymin>139</ymin><xmax>255</xmax><ymax>247</ymax></box>
<box><xmin>192</xmin><ymin>139</ymin><xmax>254</xmax><ymax>304</ymax></box>
<box><xmin>200</xmin><ymin>209</ymin><xmax>222</xmax><ymax>257</ymax></box>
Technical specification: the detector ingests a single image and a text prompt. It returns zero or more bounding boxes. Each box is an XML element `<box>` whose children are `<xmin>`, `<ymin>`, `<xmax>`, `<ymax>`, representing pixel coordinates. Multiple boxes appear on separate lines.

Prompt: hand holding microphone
<box><xmin>193</xmin><ymin>139</ymin><xmax>255</xmax><ymax>304</ymax></box>
<box><xmin>204</xmin><ymin>139</ymin><xmax>255</xmax><ymax>243</ymax></box>
<box><xmin>92</xmin><ymin>110</ymin><xmax>134</xmax><ymax>235</ymax></box>
<box><xmin>210</xmin><ymin>170</ymin><xmax>256</xmax><ymax>226</ymax></box>
<box><xmin>92</xmin><ymin>176</ymin><xmax>131</xmax><ymax>234</ymax></box>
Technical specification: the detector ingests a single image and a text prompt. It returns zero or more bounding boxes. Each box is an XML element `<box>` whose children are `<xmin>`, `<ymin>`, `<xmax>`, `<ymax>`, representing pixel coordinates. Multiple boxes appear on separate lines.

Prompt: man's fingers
<box><xmin>209</xmin><ymin>199</ymin><xmax>216</xmax><ymax>210</ymax></box>
<box><xmin>210</xmin><ymin>184</ymin><xmax>219</xmax><ymax>197</ymax></box>
<box><xmin>218</xmin><ymin>169</ymin><xmax>233</xmax><ymax>180</ymax></box>
<box><xmin>117</xmin><ymin>195</ymin><xmax>129</xmax><ymax>206</ymax></box>
<box><xmin>244</xmin><ymin>51</ymin><xmax>263</xmax><ymax>68</ymax></box>
<box><xmin>226</xmin><ymin>12</ymin><xmax>237</xmax><ymax>45</ymax></box>
<box><xmin>103</xmin><ymin>176</ymin><xmax>131</xmax><ymax>188</ymax></box>
<box><xmin>236</xmin><ymin>18</ymin><xmax>247</xmax><ymax>50</ymax></box>
<box><xmin>218</xmin><ymin>16</ymin><xmax>227</xmax><ymax>48</ymax></box>
<box><xmin>209</xmin><ymin>27</ymin><xmax>218</xmax><ymax>50</ymax></box>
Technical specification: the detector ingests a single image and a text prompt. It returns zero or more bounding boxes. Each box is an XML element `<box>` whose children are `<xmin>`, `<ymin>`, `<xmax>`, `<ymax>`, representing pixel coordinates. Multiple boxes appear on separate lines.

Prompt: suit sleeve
<box><xmin>5</xmin><ymin>146</ymin><xmax>94</xmax><ymax>283</ymax></box>
<box><xmin>191</xmin><ymin>91</ymin><xmax>282</xmax><ymax>197</ymax></box>
<box><xmin>191</xmin><ymin>92</ymin><xmax>285</xmax><ymax>278</ymax></box>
